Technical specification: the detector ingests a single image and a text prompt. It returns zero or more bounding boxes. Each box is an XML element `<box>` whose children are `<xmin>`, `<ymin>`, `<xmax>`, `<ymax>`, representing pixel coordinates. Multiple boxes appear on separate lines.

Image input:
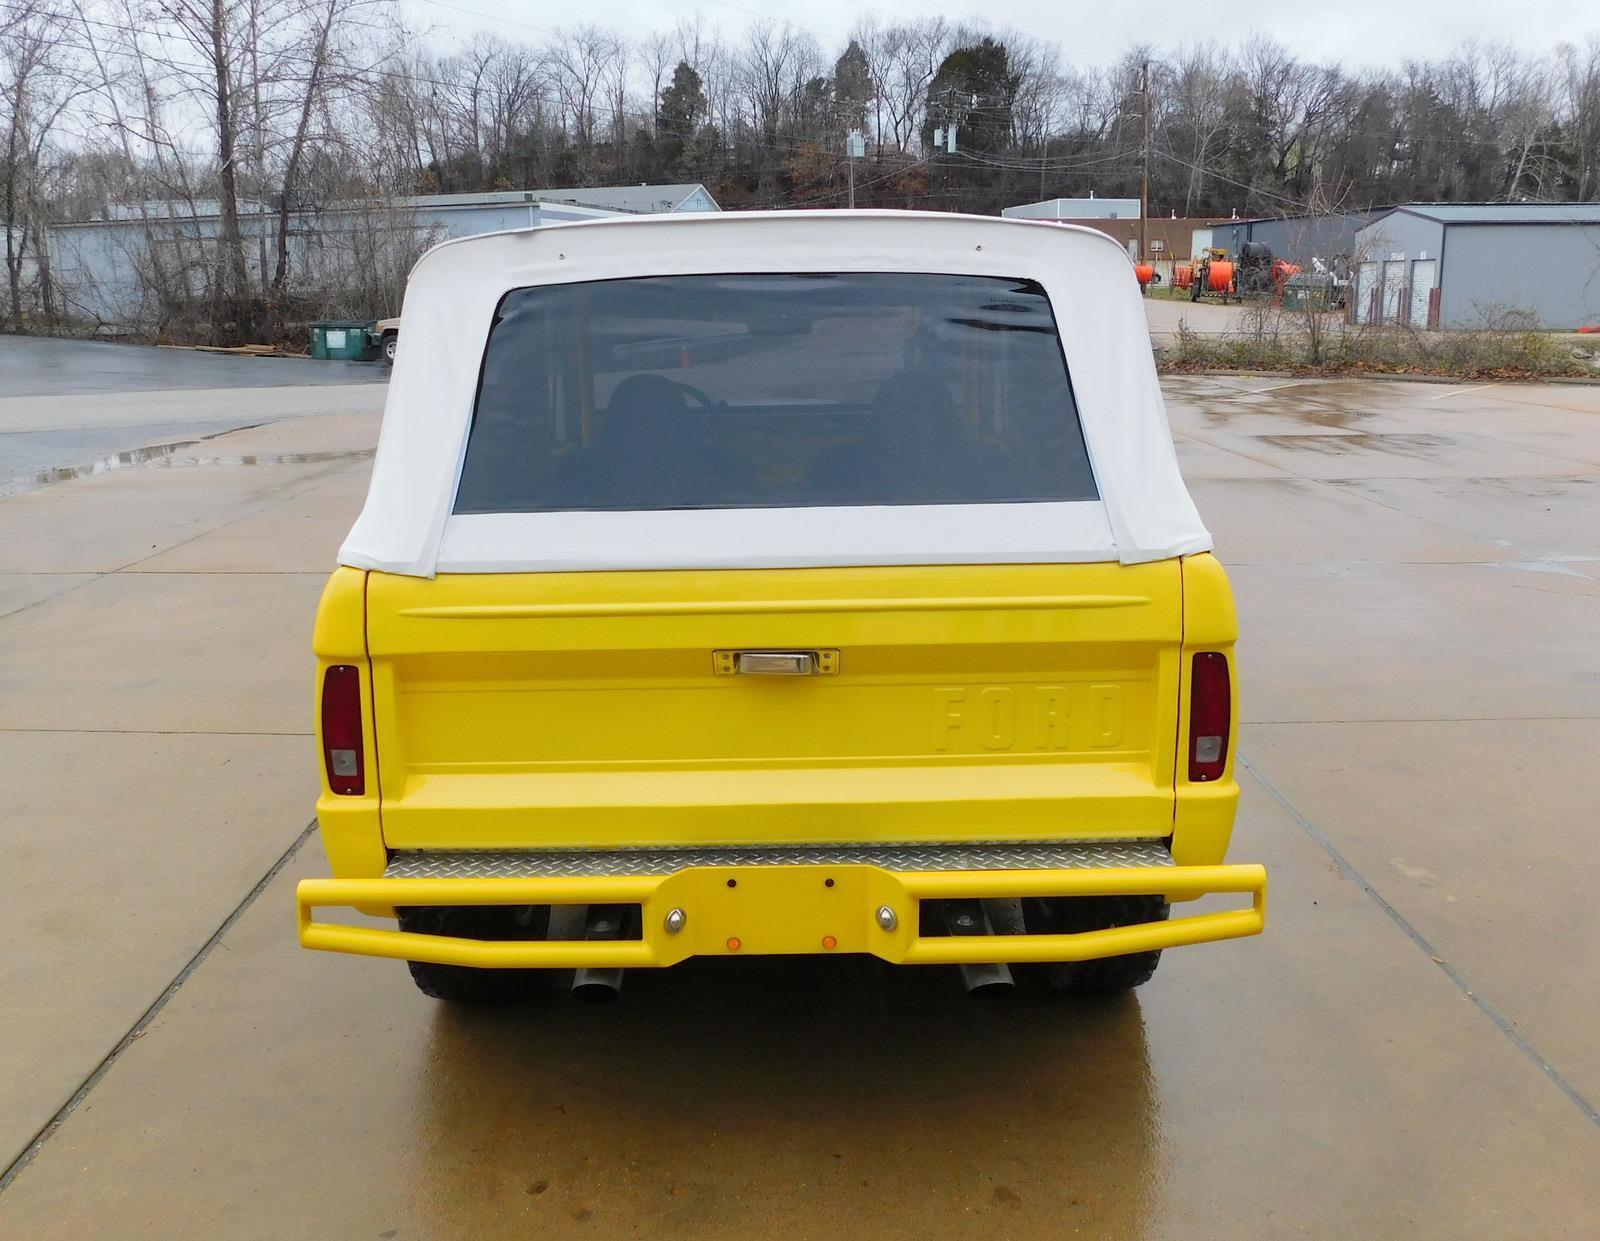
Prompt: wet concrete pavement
<box><xmin>1</xmin><ymin>333</ymin><xmax>380</xmax><ymax>396</ymax></box>
<box><xmin>0</xmin><ymin>335</ymin><xmax>385</xmax><ymax>494</ymax></box>
<box><xmin>1141</xmin><ymin>295</ymin><xmax>1256</xmax><ymax>339</ymax></box>
<box><xmin>0</xmin><ymin>372</ymin><xmax>1597</xmax><ymax>1237</ymax></box>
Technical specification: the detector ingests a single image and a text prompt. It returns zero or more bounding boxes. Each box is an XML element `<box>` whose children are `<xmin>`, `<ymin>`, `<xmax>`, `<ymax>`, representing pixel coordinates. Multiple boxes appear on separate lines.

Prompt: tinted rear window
<box><xmin>454</xmin><ymin>273</ymin><xmax>1097</xmax><ymax>514</ymax></box>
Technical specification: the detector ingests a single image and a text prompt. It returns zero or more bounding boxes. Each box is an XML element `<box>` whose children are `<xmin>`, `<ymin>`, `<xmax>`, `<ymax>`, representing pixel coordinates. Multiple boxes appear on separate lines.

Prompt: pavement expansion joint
<box><xmin>1239</xmin><ymin>753</ymin><xmax>1600</xmax><ymax>1130</ymax></box>
<box><xmin>0</xmin><ymin>726</ymin><xmax>316</xmax><ymax>736</ymax></box>
<box><xmin>0</xmin><ymin>820</ymin><xmax>320</xmax><ymax>1194</ymax></box>
<box><xmin>0</xmin><ymin>479</ymin><xmax>337</xmax><ymax>626</ymax></box>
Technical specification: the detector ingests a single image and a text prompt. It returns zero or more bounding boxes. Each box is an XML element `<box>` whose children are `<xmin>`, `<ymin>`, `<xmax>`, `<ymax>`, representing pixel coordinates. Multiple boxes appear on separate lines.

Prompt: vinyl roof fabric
<box><xmin>338</xmin><ymin>210</ymin><xmax>1211</xmax><ymax>577</ymax></box>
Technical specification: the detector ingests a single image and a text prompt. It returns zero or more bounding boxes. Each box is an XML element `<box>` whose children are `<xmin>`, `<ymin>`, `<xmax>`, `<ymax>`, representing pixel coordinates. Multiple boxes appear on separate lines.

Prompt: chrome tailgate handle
<box><xmin>714</xmin><ymin>650</ymin><xmax>839</xmax><ymax>676</ymax></box>
<box><xmin>739</xmin><ymin>651</ymin><xmax>813</xmax><ymax>675</ymax></box>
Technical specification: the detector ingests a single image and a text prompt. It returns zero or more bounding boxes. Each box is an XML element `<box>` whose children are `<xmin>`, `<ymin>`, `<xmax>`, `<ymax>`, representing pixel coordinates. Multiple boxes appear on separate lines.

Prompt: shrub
<box><xmin>1161</xmin><ymin>303</ymin><xmax>1592</xmax><ymax>379</ymax></box>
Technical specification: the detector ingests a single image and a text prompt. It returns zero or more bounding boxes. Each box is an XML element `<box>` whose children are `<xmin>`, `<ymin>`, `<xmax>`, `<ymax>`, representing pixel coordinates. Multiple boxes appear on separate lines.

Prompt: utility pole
<box><xmin>846</xmin><ymin>129</ymin><xmax>865</xmax><ymax>208</ymax></box>
<box><xmin>1139</xmin><ymin>58</ymin><xmax>1150</xmax><ymax>263</ymax></box>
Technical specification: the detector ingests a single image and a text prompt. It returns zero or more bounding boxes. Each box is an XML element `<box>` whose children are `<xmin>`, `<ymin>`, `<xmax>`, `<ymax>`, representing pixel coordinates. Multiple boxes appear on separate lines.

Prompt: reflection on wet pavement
<box><xmin>29</xmin><ymin>434</ymin><xmax>376</xmax><ymax>486</ymax></box>
<box><xmin>407</xmin><ymin>959</ymin><xmax>1156</xmax><ymax>1236</ymax></box>
<box><xmin>2</xmin><ymin>373</ymin><xmax>1600</xmax><ymax>1238</ymax></box>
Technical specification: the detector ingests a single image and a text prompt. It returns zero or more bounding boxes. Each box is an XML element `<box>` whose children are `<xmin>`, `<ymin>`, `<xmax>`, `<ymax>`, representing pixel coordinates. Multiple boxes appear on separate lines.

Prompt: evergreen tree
<box><xmin>834</xmin><ymin>40</ymin><xmax>872</xmax><ymax>132</ymax></box>
<box><xmin>658</xmin><ymin>62</ymin><xmax>708</xmax><ymax>175</ymax></box>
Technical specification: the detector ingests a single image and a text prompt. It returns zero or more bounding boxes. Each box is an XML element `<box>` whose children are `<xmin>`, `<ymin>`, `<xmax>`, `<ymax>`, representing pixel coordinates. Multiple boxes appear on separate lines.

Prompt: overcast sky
<box><xmin>399</xmin><ymin>0</ymin><xmax>1595</xmax><ymax>66</ymax></box>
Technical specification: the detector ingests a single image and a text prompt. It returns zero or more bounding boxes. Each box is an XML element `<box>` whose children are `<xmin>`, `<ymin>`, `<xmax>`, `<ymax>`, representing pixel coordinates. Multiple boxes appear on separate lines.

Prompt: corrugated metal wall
<box><xmin>1437</xmin><ymin>224</ymin><xmax>1600</xmax><ymax>329</ymax></box>
<box><xmin>1352</xmin><ymin>212</ymin><xmax>1446</xmax><ymax>326</ymax></box>
<box><xmin>47</xmin><ymin>203</ymin><xmax>609</xmax><ymax>326</ymax></box>
<box><xmin>1212</xmin><ymin>210</ymin><xmax>1387</xmax><ymax>267</ymax></box>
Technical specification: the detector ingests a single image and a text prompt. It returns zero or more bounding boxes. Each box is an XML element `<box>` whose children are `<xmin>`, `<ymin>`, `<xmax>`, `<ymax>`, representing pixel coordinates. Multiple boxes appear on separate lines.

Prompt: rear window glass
<box><xmin>454</xmin><ymin>273</ymin><xmax>1097</xmax><ymax>514</ymax></box>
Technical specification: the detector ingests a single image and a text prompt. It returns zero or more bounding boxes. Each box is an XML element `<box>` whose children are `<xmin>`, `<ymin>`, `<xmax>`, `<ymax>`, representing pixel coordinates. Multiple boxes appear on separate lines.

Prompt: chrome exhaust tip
<box><xmin>571</xmin><ymin>903</ymin><xmax>629</xmax><ymax>1003</ymax></box>
<box><xmin>571</xmin><ymin>967</ymin><xmax>623</xmax><ymax>1004</ymax></box>
<box><xmin>941</xmin><ymin>899</ymin><xmax>1016</xmax><ymax>998</ymax></box>
<box><xmin>958</xmin><ymin>961</ymin><xmax>1015</xmax><ymax>998</ymax></box>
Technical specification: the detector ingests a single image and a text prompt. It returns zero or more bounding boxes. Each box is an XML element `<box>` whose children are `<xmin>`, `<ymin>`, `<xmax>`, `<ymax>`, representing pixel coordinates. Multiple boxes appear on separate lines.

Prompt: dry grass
<box><xmin>1161</xmin><ymin>304</ymin><xmax>1596</xmax><ymax>380</ymax></box>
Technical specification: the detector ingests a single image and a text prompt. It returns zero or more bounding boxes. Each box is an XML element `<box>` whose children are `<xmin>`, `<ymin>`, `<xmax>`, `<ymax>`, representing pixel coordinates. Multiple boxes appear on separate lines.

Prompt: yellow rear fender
<box><xmin>1173</xmin><ymin>553</ymin><xmax>1240</xmax><ymax>868</ymax></box>
<box><xmin>312</xmin><ymin>567</ymin><xmax>385</xmax><ymax>882</ymax></box>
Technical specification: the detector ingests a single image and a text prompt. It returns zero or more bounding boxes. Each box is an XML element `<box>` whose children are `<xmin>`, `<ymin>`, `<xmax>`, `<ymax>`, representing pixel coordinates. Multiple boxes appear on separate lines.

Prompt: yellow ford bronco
<box><xmin>297</xmin><ymin>211</ymin><xmax>1265</xmax><ymax>1002</ymax></box>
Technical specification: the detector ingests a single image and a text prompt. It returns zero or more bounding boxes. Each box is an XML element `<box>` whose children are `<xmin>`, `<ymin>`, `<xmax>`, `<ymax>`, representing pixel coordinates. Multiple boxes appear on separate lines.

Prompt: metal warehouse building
<box><xmin>1352</xmin><ymin>203</ymin><xmax>1600</xmax><ymax>330</ymax></box>
<box><xmin>48</xmin><ymin>183</ymin><xmax>720</xmax><ymax>328</ymax></box>
<box><xmin>1002</xmin><ymin>196</ymin><xmax>1142</xmax><ymax>221</ymax></box>
<box><xmin>1210</xmin><ymin>207</ymin><xmax>1392</xmax><ymax>268</ymax></box>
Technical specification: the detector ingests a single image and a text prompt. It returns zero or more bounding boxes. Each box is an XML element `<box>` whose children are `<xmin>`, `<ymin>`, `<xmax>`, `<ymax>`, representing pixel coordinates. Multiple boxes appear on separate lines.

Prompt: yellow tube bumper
<box><xmin>297</xmin><ymin>861</ymin><xmax>1266</xmax><ymax>968</ymax></box>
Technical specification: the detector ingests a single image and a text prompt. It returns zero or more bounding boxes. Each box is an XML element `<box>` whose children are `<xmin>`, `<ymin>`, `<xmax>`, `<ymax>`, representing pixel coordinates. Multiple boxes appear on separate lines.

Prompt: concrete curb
<box><xmin>1153</xmin><ymin>366</ymin><xmax>1600</xmax><ymax>387</ymax></box>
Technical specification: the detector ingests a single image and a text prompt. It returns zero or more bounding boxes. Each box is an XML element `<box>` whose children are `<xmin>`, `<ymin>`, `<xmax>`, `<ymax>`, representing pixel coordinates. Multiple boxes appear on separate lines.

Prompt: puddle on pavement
<box><xmin>32</xmin><ymin>434</ymin><xmax>374</xmax><ymax>486</ymax></box>
<box><xmin>178</xmin><ymin>449</ymin><xmax>375</xmax><ymax>467</ymax></box>
<box><xmin>1190</xmin><ymin>392</ymin><xmax>1376</xmax><ymax>430</ymax></box>
<box><xmin>31</xmin><ymin>439</ymin><xmax>198</xmax><ymax>482</ymax></box>
<box><xmin>1169</xmin><ymin>377</ymin><xmax>1458</xmax><ymax>432</ymax></box>
<box><xmin>1490</xmin><ymin>558</ymin><xmax>1600</xmax><ymax>580</ymax></box>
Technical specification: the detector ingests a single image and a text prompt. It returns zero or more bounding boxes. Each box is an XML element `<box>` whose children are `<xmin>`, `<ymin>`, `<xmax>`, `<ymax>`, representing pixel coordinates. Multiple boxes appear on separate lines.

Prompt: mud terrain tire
<box><xmin>1018</xmin><ymin>895</ymin><xmax>1168</xmax><ymax>994</ymax></box>
<box><xmin>397</xmin><ymin>905</ymin><xmax>550</xmax><ymax>1003</ymax></box>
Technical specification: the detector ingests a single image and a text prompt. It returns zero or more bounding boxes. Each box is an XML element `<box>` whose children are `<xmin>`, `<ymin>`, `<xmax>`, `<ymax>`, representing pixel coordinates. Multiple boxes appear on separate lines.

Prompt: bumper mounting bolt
<box><xmin>664</xmin><ymin>907</ymin><xmax>686</xmax><ymax>934</ymax></box>
<box><xmin>875</xmin><ymin>905</ymin><xmax>898</xmax><ymax>932</ymax></box>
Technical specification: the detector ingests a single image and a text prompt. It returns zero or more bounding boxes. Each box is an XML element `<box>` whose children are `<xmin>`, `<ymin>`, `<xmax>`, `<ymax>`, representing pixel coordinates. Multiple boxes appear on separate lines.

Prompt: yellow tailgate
<box><xmin>359</xmin><ymin>561</ymin><xmax>1187</xmax><ymax>850</ymax></box>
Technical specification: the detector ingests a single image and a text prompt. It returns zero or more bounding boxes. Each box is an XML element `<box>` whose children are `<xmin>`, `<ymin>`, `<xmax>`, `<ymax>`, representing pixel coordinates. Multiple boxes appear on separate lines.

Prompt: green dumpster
<box><xmin>310</xmin><ymin>320</ymin><xmax>380</xmax><ymax>361</ymax></box>
<box><xmin>1282</xmin><ymin>275</ymin><xmax>1333</xmax><ymax>312</ymax></box>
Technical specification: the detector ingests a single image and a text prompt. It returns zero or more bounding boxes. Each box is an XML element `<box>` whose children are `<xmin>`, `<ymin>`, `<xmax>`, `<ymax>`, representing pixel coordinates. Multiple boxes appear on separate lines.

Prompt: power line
<box><xmin>952</xmin><ymin>146</ymin><xmax>1135</xmax><ymax>172</ymax></box>
<box><xmin>1153</xmin><ymin>146</ymin><xmax>1312</xmax><ymax>210</ymax></box>
<box><xmin>789</xmin><ymin>153</ymin><xmax>932</xmax><ymax>206</ymax></box>
<box><xmin>405</xmin><ymin>0</ymin><xmax>560</xmax><ymax>40</ymax></box>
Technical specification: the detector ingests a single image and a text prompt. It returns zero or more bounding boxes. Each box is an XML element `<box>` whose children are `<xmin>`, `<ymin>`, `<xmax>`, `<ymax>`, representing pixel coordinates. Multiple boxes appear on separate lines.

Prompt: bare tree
<box><xmin>1555</xmin><ymin>37</ymin><xmax>1600</xmax><ymax>199</ymax></box>
<box><xmin>18</xmin><ymin>12</ymin><xmax>1600</xmax><ymax>343</ymax></box>
<box><xmin>638</xmin><ymin>28</ymin><xmax>672</xmax><ymax>137</ymax></box>
<box><xmin>146</xmin><ymin>0</ymin><xmax>263</xmax><ymax>338</ymax></box>
<box><xmin>875</xmin><ymin>18</ymin><xmax>949</xmax><ymax>152</ymax></box>
<box><xmin>548</xmin><ymin>25</ymin><xmax>621</xmax><ymax>176</ymax></box>
<box><xmin>2</xmin><ymin>0</ymin><xmax>83</xmax><ymax>326</ymax></box>
<box><xmin>1167</xmin><ymin>44</ymin><xmax>1230</xmax><ymax>215</ymax></box>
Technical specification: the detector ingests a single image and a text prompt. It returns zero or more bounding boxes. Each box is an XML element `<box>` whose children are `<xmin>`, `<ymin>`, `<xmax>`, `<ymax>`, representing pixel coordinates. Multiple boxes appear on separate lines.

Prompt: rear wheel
<box><xmin>381</xmin><ymin>332</ymin><xmax>398</xmax><ymax>365</ymax></box>
<box><xmin>397</xmin><ymin>904</ymin><xmax>550</xmax><ymax>1003</ymax></box>
<box><xmin>1017</xmin><ymin>895</ymin><xmax>1168</xmax><ymax>994</ymax></box>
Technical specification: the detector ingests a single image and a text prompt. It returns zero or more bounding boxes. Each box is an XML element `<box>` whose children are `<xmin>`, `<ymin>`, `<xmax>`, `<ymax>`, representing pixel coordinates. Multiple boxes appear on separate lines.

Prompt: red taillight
<box><xmin>1188</xmin><ymin>652</ymin><xmax>1231</xmax><ymax>783</ymax></box>
<box><xmin>321</xmin><ymin>664</ymin><xmax>365</xmax><ymax>796</ymax></box>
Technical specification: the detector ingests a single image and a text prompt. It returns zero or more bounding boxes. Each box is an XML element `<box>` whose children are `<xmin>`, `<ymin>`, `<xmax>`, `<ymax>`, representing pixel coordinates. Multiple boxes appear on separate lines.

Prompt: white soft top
<box><xmin>340</xmin><ymin>210</ymin><xmax>1209</xmax><ymax>577</ymax></box>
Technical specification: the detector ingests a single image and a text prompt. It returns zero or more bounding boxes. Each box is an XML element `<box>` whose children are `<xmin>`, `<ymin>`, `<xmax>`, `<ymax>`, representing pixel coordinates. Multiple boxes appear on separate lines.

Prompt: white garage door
<box><xmin>1381</xmin><ymin>259</ymin><xmax>1407</xmax><ymax>324</ymax></box>
<box><xmin>1409</xmin><ymin>259</ymin><xmax>1437</xmax><ymax>328</ymax></box>
<box><xmin>1355</xmin><ymin>262</ymin><xmax>1379</xmax><ymax>324</ymax></box>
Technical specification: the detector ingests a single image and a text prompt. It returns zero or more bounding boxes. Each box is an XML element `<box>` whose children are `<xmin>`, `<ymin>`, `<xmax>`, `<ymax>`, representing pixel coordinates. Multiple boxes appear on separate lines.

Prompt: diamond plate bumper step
<box><xmin>383</xmin><ymin>840</ymin><xmax>1176</xmax><ymax>880</ymax></box>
